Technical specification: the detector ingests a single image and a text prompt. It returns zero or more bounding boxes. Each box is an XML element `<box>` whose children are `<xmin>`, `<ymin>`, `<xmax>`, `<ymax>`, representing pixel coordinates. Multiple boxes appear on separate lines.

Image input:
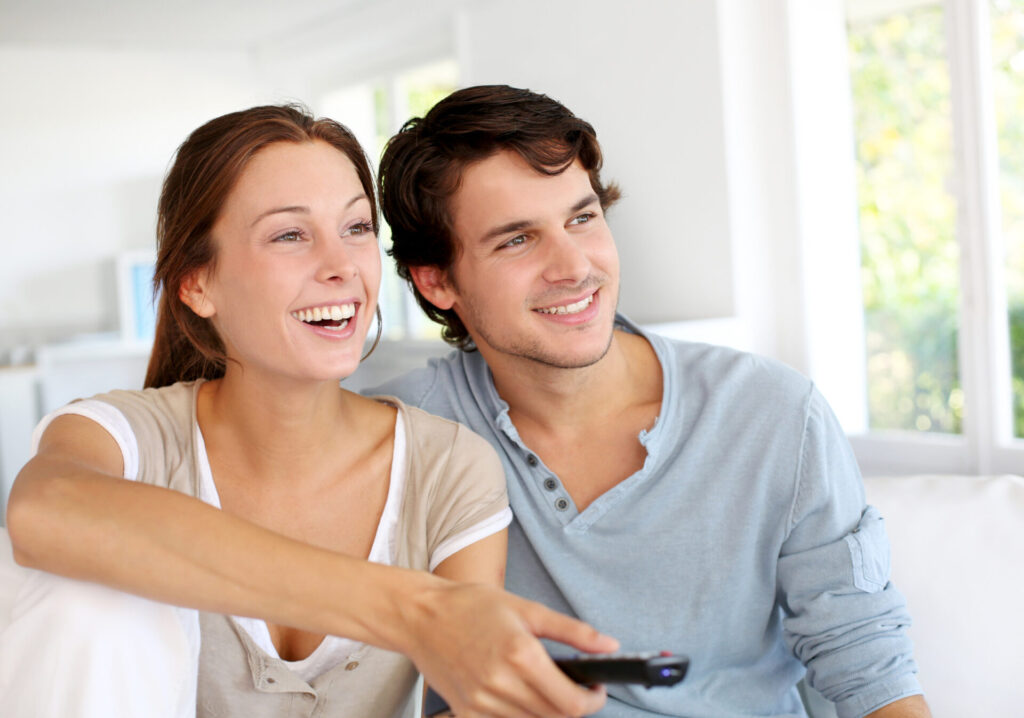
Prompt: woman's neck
<box><xmin>196</xmin><ymin>370</ymin><xmax>358</xmax><ymax>485</ymax></box>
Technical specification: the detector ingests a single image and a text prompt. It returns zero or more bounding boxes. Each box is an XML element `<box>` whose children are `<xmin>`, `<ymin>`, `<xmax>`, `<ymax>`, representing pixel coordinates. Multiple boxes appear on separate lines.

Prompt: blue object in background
<box><xmin>130</xmin><ymin>262</ymin><xmax>158</xmax><ymax>341</ymax></box>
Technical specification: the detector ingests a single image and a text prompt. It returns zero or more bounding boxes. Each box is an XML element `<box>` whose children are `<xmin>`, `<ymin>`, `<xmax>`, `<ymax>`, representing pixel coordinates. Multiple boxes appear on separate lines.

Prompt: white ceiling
<box><xmin>0</xmin><ymin>0</ymin><xmax>375</xmax><ymax>51</ymax></box>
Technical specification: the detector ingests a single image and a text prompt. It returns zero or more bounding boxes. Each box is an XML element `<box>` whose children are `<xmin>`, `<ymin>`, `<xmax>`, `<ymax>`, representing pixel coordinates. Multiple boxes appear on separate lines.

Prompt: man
<box><xmin>371</xmin><ymin>85</ymin><xmax>930</xmax><ymax>717</ymax></box>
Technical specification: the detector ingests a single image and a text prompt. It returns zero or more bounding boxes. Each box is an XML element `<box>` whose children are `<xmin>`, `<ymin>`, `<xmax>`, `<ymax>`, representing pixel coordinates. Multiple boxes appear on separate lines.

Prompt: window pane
<box><xmin>848</xmin><ymin>4</ymin><xmax>963</xmax><ymax>433</ymax></box>
<box><xmin>391</xmin><ymin>60</ymin><xmax>458</xmax><ymax>340</ymax></box>
<box><xmin>990</xmin><ymin>0</ymin><xmax>1024</xmax><ymax>438</ymax></box>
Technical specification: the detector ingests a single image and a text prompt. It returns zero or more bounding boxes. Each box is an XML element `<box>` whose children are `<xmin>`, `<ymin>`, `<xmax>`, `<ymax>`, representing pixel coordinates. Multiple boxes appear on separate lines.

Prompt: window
<box><xmin>319</xmin><ymin>59</ymin><xmax>458</xmax><ymax>342</ymax></box>
<box><xmin>844</xmin><ymin>0</ymin><xmax>1024</xmax><ymax>473</ymax></box>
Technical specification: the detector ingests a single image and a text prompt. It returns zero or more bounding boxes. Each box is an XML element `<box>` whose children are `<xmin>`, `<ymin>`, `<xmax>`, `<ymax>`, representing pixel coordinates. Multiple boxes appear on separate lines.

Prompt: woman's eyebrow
<box><xmin>250</xmin><ymin>205</ymin><xmax>309</xmax><ymax>227</ymax></box>
<box><xmin>249</xmin><ymin>193</ymin><xmax>369</xmax><ymax>227</ymax></box>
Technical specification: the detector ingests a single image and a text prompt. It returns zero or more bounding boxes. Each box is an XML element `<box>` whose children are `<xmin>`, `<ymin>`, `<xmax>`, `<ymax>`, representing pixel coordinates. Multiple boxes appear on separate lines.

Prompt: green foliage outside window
<box><xmin>848</xmin><ymin>7</ymin><xmax>963</xmax><ymax>434</ymax></box>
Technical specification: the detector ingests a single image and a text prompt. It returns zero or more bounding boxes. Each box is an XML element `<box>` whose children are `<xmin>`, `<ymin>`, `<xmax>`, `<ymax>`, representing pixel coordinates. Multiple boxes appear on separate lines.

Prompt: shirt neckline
<box><xmin>465</xmin><ymin>314</ymin><xmax>675</xmax><ymax>528</ymax></box>
<box><xmin>192</xmin><ymin>405</ymin><xmax>406</xmax><ymax>678</ymax></box>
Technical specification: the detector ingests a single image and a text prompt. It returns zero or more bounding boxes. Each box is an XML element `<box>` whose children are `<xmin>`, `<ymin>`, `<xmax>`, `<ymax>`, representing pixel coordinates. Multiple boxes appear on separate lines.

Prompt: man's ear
<box><xmin>409</xmin><ymin>266</ymin><xmax>457</xmax><ymax>311</ymax></box>
<box><xmin>178</xmin><ymin>268</ymin><xmax>217</xmax><ymax>319</ymax></box>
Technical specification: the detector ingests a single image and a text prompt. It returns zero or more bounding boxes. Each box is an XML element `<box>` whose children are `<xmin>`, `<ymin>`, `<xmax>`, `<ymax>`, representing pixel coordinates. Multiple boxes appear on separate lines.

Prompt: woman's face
<box><xmin>183</xmin><ymin>139</ymin><xmax>381</xmax><ymax>384</ymax></box>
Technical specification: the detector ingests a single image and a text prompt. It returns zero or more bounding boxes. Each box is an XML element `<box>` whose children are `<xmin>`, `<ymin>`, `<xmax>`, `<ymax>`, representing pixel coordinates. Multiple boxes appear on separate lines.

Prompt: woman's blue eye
<box><xmin>273</xmin><ymin>230</ymin><xmax>302</xmax><ymax>242</ymax></box>
<box><xmin>345</xmin><ymin>222</ymin><xmax>374</xmax><ymax>236</ymax></box>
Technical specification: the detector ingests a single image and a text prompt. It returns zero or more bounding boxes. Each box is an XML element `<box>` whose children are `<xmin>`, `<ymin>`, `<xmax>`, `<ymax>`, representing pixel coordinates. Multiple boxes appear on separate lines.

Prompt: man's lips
<box><xmin>533</xmin><ymin>291</ymin><xmax>596</xmax><ymax>316</ymax></box>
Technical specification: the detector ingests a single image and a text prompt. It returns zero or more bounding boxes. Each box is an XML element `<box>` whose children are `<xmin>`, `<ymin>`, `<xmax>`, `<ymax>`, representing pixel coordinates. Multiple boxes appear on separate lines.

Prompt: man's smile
<box><xmin>534</xmin><ymin>293</ymin><xmax>595</xmax><ymax>315</ymax></box>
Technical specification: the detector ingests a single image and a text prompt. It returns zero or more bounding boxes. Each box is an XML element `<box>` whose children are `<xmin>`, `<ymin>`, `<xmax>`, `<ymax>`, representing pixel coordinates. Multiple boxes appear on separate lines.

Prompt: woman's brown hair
<box><xmin>144</xmin><ymin>104</ymin><xmax>378</xmax><ymax>388</ymax></box>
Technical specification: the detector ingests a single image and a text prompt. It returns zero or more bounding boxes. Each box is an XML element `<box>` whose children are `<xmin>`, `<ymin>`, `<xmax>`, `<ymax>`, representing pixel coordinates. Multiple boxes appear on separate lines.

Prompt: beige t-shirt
<box><xmin>39</xmin><ymin>380</ymin><xmax>510</xmax><ymax>718</ymax></box>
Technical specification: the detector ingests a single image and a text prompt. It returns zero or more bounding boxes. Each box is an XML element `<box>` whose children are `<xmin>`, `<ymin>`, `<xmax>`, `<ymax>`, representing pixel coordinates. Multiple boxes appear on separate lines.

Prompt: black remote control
<box><xmin>553</xmin><ymin>651</ymin><xmax>689</xmax><ymax>688</ymax></box>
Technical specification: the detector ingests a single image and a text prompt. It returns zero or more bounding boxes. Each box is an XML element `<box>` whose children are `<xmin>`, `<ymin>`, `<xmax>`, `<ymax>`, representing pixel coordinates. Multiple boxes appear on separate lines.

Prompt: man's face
<box><xmin>420</xmin><ymin>150</ymin><xmax>620</xmax><ymax>371</ymax></box>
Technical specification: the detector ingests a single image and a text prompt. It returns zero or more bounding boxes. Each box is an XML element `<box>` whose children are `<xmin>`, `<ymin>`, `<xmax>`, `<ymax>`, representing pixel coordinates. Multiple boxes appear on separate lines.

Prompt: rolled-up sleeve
<box><xmin>778</xmin><ymin>389</ymin><xmax>923</xmax><ymax>718</ymax></box>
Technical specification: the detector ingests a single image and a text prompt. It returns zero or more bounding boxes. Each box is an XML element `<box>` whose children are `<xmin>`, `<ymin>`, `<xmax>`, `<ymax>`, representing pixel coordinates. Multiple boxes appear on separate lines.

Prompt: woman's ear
<box><xmin>408</xmin><ymin>266</ymin><xmax>457</xmax><ymax>311</ymax></box>
<box><xmin>178</xmin><ymin>268</ymin><xmax>217</xmax><ymax>318</ymax></box>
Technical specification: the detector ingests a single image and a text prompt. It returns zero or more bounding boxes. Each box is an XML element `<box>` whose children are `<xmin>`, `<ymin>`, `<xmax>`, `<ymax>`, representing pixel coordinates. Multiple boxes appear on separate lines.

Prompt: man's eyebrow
<box><xmin>570</xmin><ymin>193</ymin><xmax>600</xmax><ymax>214</ymax></box>
<box><xmin>478</xmin><ymin>193</ymin><xmax>601</xmax><ymax>244</ymax></box>
<box><xmin>479</xmin><ymin>219</ymin><xmax>531</xmax><ymax>245</ymax></box>
<box><xmin>250</xmin><ymin>193</ymin><xmax>369</xmax><ymax>227</ymax></box>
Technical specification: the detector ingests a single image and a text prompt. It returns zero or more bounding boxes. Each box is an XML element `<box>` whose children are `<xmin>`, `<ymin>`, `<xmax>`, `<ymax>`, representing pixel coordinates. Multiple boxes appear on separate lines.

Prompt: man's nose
<box><xmin>542</xmin><ymin>230</ymin><xmax>591</xmax><ymax>284</ymax></box>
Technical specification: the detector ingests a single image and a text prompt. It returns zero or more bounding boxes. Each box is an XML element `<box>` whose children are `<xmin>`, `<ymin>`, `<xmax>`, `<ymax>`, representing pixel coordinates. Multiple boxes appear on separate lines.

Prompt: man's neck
<box><xmin>486</xmin><ymin>329</ymin><xmax>663</xmax><ymax>512</ymax></box>
<box><xmin>487</xmin><ymin>329</ymin><xmax>661</xmax><ymax>432</ymax></box>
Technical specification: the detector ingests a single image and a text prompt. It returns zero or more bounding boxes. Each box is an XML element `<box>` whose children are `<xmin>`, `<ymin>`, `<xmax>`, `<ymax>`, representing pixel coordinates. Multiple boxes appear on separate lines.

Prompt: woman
<box><xmin>1</xmin><ymin>105</ymin><xmax>615</xmax><ymax>718</ymax></box>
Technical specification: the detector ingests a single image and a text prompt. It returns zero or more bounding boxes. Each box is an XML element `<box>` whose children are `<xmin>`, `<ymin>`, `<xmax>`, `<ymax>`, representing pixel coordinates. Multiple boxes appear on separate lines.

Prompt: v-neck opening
<box><xmin>489</xmin><ymin>317</ymin><xmax>674</xmax><ymax>533</ymax></box>
<box><xmin>190</xmin><ymin>384</ymin><xmax>407</xmax><ymax>678</ymax></box>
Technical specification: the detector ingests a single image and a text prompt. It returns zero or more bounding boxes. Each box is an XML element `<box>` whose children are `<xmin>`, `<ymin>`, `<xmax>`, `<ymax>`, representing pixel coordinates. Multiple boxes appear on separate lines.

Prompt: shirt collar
<box><xmin>456</xmin><ymin>313</ymin><xmax>675</xmax><ymax>455</ymax></box>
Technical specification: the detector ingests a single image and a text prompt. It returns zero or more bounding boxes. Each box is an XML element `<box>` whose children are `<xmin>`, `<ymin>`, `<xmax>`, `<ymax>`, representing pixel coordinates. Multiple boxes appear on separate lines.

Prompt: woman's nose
<box><xmin>315</xmin><ymin>236</ymin><xmax>359</xmax><ymax>282</ymax></box>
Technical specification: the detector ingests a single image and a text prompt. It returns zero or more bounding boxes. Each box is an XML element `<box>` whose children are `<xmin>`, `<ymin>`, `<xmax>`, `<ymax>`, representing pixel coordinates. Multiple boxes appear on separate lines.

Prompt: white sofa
<box><xmin>803</xmin><ymin>474</ymin><xmax>1024</xmax><ymax>717</ymax></box>
<box><xmin>3</xmin><ymin>474</ymin><xmax>1022</xmax><ymax>716</ymax></box>
<box><xmin>863</xmin><ymin>474</ymin><xmax>1023</xmax><ymax>716</ymax></box>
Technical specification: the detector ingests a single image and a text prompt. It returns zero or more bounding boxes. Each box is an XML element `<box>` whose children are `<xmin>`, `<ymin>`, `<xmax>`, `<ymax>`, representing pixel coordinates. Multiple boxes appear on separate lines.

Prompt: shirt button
<box><xmin>555</xmin><ymin>498</ymin><xmax>570</xmax><ymax>511</ymax></box>
<box><xmin>543</xmin><ymin>477</ymin><xmax>558</xmax><ymax>491</ymax></box>
<box><xmin>266</xmin><ymin>677</ymin><xmax>276</xmax><ymax>684</ymax></box>
<box><xmin>526</xmin><ymin>454</ymin><xmax>539</xmax><ymax>467</ymax></box>
<box><xmin>345</xmin><ymin>661</ymin><xmax>359</xmax><ymax>671</ymax></box>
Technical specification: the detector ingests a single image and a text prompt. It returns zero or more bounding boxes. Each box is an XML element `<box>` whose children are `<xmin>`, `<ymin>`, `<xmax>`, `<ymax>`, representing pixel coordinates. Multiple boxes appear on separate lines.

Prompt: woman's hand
<box><xmin>10</xmin><ymin>416</ymin><xmax>617</xmax><ymax>716</ymax></box>
<box><xmin>402</xmin><ymin>580</ymin><xmax>618</xmax><ymax>717</ymax></box>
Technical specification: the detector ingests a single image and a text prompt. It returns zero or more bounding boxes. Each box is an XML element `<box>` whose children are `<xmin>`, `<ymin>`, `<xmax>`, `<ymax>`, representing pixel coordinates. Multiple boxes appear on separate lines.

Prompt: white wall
<box><xmin>459</xmin><ymin>0</ymin><xmax>736</xmax><ymax>326</ymax></box>
<box><xmin>0</xmin><ymin>1</ymin><xmax>775</xmax><ymax>359</ymax></box>
<box><xmin>0</xmin><ymin>47</ymin><xmax>280</xmax><ymax>356</ymax></box>
<box><xmin>0</xmin><ymin>0</ymin><xmax>826</xmax><ymax>362</ymax></box>
<box><xmin>454</xmin><ymin>0</ymin><xmax>864</xmax><ymax>424</ymax></box>
<box><xmin>0</xmin><ymin>0</ymin><xmax>863</xmax><ymax>407</ymax></box>
<box><xmin>0</xmin><ymin>0</ymin><xmax>877</xmax><ymax>505</ymax></box>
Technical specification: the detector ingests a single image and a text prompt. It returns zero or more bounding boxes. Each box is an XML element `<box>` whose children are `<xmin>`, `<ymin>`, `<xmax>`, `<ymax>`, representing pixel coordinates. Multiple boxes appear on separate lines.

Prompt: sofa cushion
<box><xmin>0</xmin><ymin>528</ymin><xmax>27</xmax><ymax>626</ymax></box>
<box><xmin>863</xmin><ymin>474</ymin><xmax>1024</xmax><ymax>716</ymax></box>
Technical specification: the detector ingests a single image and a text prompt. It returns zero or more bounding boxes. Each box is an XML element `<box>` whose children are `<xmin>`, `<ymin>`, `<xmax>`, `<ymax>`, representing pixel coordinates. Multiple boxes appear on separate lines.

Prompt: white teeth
<box><xmin>291</xmin><ymin>303</ymin><xmax>357</xmax><ymax>324</ymax></box>
<box><xmin>536</xmin><ymin>295</ymin><xmax>593</xmax><ymax>315</ymax></box>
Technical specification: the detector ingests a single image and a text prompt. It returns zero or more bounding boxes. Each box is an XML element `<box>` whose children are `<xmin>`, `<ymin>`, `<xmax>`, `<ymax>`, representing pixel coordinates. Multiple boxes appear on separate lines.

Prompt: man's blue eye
<box><xmin>504</xmin><ymin>235</ymin><xmax>527</xmax><ymax>247</ymax></box>
<box><xmin>571</xmin><ymin>213</ymin><xmax>594</xmax><ymax>225</ymax></box>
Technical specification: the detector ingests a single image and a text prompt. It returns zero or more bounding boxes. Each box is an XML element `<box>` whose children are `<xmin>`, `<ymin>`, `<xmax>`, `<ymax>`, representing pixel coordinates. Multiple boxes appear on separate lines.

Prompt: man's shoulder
<box><xmin>618</xmin><ymin>314</ymin><xmax>810</xmax><ymax>395</ymax></box>
<box><xmin>364</xmin><ymin>348</ymin><xmax>481</xmax><ymax>418</ymax></box>
<box><xmin>646</xmin><ymin>331</ymin><xmax>815</xmax><ymax>414</ymax></box>
<box><xmin>652</xmin><ymin>331</ymin><xmax>809</xmax><ymax>386</ymax></box>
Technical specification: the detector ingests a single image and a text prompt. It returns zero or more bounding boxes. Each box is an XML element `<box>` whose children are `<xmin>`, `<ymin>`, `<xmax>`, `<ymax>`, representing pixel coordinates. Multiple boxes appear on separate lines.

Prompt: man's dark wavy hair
<box><xmin>379</xmin><ymin>84</ymin><xmax>621</xmax><ymax>349</ymax></box>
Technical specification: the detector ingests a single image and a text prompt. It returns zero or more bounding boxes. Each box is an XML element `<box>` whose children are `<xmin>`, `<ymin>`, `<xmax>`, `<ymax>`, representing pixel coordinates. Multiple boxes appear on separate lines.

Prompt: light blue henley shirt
<box><xmin>369</xmin><ymin>316</ymin><xmax>922</xmax><ymax>717</ymax></box>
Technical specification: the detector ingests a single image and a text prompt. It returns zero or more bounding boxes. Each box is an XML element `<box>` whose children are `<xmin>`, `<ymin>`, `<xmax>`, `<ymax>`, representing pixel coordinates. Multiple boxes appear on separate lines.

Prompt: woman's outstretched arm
<box><xmin>7</xmin><ymin>415</ymin><xmax>615</xmax><ymax>717</ymax></box>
